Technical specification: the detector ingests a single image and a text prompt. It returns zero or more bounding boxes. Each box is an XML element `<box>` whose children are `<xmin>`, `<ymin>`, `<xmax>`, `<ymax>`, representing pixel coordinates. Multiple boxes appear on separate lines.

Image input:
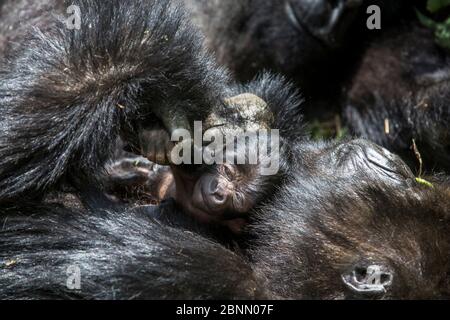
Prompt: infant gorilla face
<box><xmin>171</xmin><ymin>163</ymin><xmax>261</xmax><ymax>231</ymax></box>
<box><xmin>106</xmin><ymin>160</ymin><xmax>266</xmax><ymax>232</ymax></box>
<box><xmin>107</xmin><ymin>154</ymin><xmax>259</xmax><ymax>219</ymax></box>
<box><xmin>117</xmin><ymin>93</ymin><xmax>276</xmax><ymax>231</ymax></box>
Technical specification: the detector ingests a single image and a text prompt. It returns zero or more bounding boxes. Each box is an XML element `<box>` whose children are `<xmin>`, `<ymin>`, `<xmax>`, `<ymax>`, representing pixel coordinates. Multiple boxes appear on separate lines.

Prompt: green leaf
<box><xmin>429</xmin><ymin>17</ymin><xmax>450</xmax><ymax>49</ymax></box>
<box><xmin>427</xmin><ymin>0</ymin><xmax>450</xmax><ymax>13</ymax></box>
<box><xmin>416</xmin><ymin>9</ymin><xmax>438</xmax><ymax>29</ymax></box>
<box><xmin>436</xmin><ymin>27</ymin><xmax>450</xmax><ymax>48</ymax></box>
<box><xmin>415</xmin><ymin>177</ymin><xmax>435</xmax><ymax>188</ymax></box>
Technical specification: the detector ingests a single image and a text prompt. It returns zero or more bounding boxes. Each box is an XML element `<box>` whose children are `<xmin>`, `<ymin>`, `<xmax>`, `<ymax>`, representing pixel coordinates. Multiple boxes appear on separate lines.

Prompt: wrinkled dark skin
<box><xmin>248</xmin><ymin>138</ymin><xmax>450</xmax><ymax>299</ymax></box>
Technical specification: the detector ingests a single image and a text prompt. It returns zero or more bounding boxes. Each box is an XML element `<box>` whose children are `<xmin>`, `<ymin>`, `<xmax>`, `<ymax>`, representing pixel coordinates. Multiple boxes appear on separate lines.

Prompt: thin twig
<box><xmin>412</xmin><ymin>139</ymin><xmax>423</xmax><ymax>177</ymax></box>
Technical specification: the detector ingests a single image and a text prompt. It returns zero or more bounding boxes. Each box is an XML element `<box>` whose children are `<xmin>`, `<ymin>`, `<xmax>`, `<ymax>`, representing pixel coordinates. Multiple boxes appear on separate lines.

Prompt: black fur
<box><xmin>343</xmin><ymin>22</ymin><xmax>450</xmax><ymax>172</ymax></box>
<box><xmin>2</xmin><ymin>137</ymin><xmax>450</xmax><ymax>299</ymax></box>
<box><xmin>248</xmin><ymin>139</ymin><xmax>450</xmax><ymax>299</ymax></box>
<box><xmin>183</xmin><ymin>0</ymin><xmax>410</xmax><ymax>116</ymax></box>
<box><xmin>0</xmin><ymin>200</ymin><xmax>268</xmax><ymax>300</ymax></box>
<box><xmin>0</xmin><ymin>0</ymin><xmax>270</xmax><ymax>300</ymax></box>
<box><xmin>0</xmin><ymin>0</ymin><xmax>228</xmax><ymax>201</ymax></box>
<box><xmin>1</xmin><ymin>0</ymin><xmax>450</xmax><ymax>301</ymax></box>
<box><xmin>184</xmin><ymin>0</ymin><xmax>450</xmax><ymax>172</ymax></box>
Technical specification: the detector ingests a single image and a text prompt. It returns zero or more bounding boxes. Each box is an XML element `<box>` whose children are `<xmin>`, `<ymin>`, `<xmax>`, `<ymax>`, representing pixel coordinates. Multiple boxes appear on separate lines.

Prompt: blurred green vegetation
<box><xmin>307</xmin><ymin>115</ymin><xmax>348</xmax><ymax>141</ymax></box>
<box><xmin>417</xmin><ymin>0</ymin><xmax>450</xmax><ymax>49</ymax></box>
<box><xmin>427</xmin><ymin>0</ymin><xmax>450</xmax><ymax>13</ymax></box>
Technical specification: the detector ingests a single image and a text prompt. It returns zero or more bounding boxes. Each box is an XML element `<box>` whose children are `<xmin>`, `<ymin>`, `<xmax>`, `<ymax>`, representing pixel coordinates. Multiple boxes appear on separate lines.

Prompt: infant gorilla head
<box><xmin>108</xmin><ymin>93</ymin><xmax>284</xmax><ymax>231</ymax></box>
<box><xmin>108</xmin><ymin>75</ymin><xmax>297</xmax><ymax>231</ymax></box>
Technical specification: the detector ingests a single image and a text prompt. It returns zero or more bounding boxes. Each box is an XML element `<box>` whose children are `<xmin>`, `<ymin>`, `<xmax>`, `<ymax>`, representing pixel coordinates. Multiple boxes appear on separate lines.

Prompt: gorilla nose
<box><xmin>207</xmin><ymin>177</ymin><xmax>219</xmax><ymax>194</ymax></box>
<box><xmin>207</xmin><ymin>178</ymin><xmax>228</xmax><ymax>206</ymax></box>
<box><xmin>199</xmin><ymin>175</ymin><xmax>229</xmax><ymax>213</ymax></box>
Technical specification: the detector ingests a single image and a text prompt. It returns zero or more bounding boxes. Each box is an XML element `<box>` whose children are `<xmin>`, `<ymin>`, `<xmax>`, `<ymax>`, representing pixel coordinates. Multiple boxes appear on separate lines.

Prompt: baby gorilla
<box><xmin>107</xmin><ymin>159</ymin><xmax>272</xmax><ymax>232</ymax></box>
<box><xmin>107</xmin><ymin>76</ymin><xmax>300</xmax><ymax>231</ymax></box>
<box><xmin>0</xmin><ymin>0</ymin><xmax>293</xmax><ymax>231</ymax></box>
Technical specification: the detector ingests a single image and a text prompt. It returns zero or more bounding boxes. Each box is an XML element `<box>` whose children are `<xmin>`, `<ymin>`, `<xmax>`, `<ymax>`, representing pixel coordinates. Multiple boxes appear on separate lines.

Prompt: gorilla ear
<box><xmin>342</xmin><ymin>264</ymin><xmax>394</xmax><ymax>295</ymax></box>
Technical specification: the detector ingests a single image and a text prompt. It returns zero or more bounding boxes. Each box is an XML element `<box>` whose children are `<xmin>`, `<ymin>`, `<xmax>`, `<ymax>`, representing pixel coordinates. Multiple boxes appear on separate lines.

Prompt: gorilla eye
<box><xmin>233</xmin><ymin>192</ymin><xmax>245</xmax><ymax>207</ymax></box>
<box><xmin>222</xmin><ymin>165</ymin><xmax>236</xmax><ymax>179</ymax></box>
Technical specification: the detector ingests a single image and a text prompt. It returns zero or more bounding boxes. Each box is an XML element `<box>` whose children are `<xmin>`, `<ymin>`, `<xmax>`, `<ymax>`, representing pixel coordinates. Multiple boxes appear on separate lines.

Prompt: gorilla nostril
<box><xmin>201</xmin><ymin>176</ymin><xmax>229</xmax><ymax>210</ymax></box>
<box><xmin>354</xmin><ymin>267</ymin><xmax>368</xmax><ymax>282</ymax></box>
<box><xmin>212</xmin><ymin>191</ymin><xmax>226</xmax><ymax>205</ymax></box>
<box><xmin>380</xmin><ymin>274</ymin><xmax>391</xmax><ymax>285</ymax></box>
<box><xmin>208</xmin><ymin>178</ymin><xmax>219</xmax><ymax>194</ymax></box>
